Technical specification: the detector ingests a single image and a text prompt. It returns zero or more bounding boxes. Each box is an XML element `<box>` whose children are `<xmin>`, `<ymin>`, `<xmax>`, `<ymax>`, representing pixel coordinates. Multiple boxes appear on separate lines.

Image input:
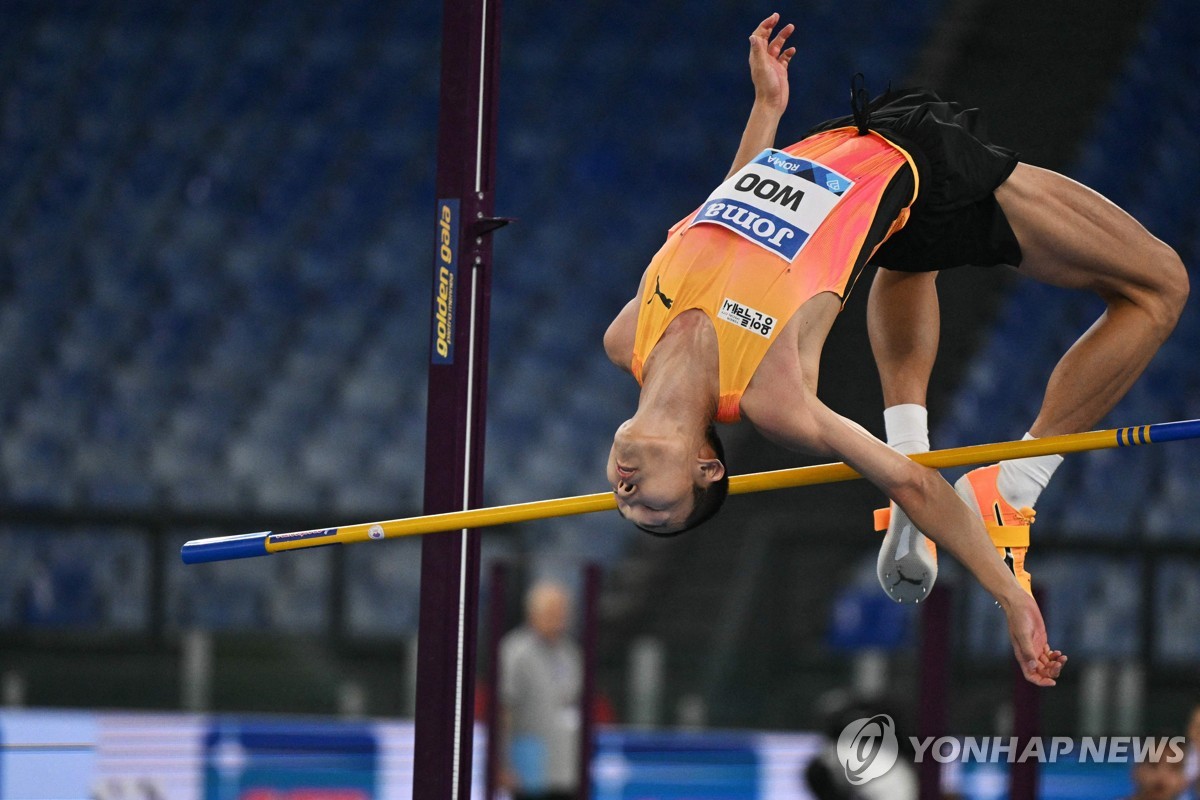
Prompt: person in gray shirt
<box><xmin>499</xmin><ymin>580</ymin><xmax>582</xmax><ymax>800</ymax></box>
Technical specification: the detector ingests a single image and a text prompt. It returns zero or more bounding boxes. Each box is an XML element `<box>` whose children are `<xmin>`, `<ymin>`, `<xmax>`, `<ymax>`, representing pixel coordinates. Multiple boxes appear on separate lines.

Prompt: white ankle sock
<box><xmin>997</xmin><ymin>432</ymin><xmax>1063</xmax><ymax>509</ymax></box>
<box><xmin>884</xmin><ymin>404</ymin><xmax>929</xmax><ymax>456</ymax></box>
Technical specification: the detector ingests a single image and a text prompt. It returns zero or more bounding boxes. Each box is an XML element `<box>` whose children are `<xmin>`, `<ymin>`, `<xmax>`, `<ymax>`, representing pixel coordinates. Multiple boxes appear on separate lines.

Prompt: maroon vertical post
<box><xmin>413</xmin><ymin>0</ymin><xmax>506</xmax><ymax>797</ymax></box>
<box><xmin>917</xmin><ymin>586</ymin><xmax>952</xmax><ymax>800</ymax></box>
<box><xmin>577</xmin><ymin>563</ymin><xmax>601</xmax><ymax>800</ymax></box>
<box><xmin>1009</xmin><ymin>586</ymin><xmax>1044</xmax><ymax>800</ymax></box>
<box><xmin>485</xmin><ymin>562</ymin><xmax>509</xmax><ymax>800</ymax></box>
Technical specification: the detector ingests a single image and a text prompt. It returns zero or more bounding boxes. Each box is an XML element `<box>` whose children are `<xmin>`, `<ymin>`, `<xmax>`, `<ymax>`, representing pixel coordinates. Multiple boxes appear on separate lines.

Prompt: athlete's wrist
<box><xmin>750</xmin><ymin>96</ymin><xmax>786</xmax><ymax>118</ymax></box>
<box><xmin>993</xmin><ymin>581</ymin><xmax>1029</xmax><ymax>613</ymax></box>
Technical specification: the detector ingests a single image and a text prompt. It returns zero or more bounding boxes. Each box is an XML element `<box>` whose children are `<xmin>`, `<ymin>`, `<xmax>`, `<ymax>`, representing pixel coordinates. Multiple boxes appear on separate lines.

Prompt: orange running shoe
<box><xmin>953</xmin><ymin>464</ymin><xmax>1035</xmax><ymax>595</ymax></box>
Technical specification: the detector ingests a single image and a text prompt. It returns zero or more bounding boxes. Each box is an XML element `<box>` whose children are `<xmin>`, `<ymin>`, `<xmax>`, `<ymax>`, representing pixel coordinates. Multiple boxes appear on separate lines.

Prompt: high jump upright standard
<box><xmin>414</xmin><ymin>0</ymin><xmax>505</xmax><ymax>797</ymax></box>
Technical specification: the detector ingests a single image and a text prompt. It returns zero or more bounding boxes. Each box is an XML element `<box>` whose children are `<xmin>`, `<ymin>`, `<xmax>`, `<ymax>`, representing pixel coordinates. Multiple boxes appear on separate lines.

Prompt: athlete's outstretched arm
<box><xmin>724</xmin><ymin>13</ymin><xmax>796</xmax><ymax>179</ymax></box>
<box><xmin>744</xmin><ymin>391</ymin><xmax>1067</xmax><ymax>686</ymax></box>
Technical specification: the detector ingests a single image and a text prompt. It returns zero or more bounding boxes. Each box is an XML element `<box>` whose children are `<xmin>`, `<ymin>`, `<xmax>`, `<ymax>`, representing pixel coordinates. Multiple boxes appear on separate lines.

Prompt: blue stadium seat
<box><xmin>1155</xmin><ymin>560</ymin><xmax>1200</xmax><ymax>663</ymax></box>
<box><xmin>0</xmin><ymin>0</ymin><xmax>953</xmax><ymax>631</ymax></box>
<box><xmin>344</xmin><ymin>539</ymin><xmax>423</xmax><ymax>637</ymax></box>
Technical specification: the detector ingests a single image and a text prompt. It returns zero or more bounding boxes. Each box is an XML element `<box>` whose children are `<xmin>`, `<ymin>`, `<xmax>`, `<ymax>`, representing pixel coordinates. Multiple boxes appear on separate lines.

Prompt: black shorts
<box><xmin>808</xmin><ymin>88</ymin><xmax>1023</xmax><ymax>272</ymax></box>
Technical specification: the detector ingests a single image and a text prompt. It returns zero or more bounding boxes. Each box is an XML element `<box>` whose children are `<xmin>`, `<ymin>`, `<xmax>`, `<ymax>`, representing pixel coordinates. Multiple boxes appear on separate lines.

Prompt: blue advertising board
<box><xmin>203</xmin><ymin>721</ymin><xmax>377</xmax><ymax>800</ymax></box>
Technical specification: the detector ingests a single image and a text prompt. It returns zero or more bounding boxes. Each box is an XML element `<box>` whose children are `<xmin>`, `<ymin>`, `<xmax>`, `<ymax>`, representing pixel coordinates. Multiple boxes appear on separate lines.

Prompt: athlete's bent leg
<box><xmin>996</xmin><ymin>162</ymin><xmax>1190</xmax><ymax>437</ymax></box>
<box><xmin>868</xmin><ymin>268</ymin><xmax>940</xmax><ymax>408</ymax></box>
<box><xmin>947</xmin><ymin>163</ymin><xmax>1191</xmax><ymax>596</ymax></box>
<box><xmin>868</xmin><ymin>268</ymin><xmax>942</xmax><ymax>601</ymax></box>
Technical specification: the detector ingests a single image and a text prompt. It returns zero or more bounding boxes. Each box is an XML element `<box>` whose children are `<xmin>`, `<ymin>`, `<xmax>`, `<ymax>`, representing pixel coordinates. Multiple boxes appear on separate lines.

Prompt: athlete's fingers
<box><xmin>1025</xmin><ymin>657</ymin><xmax>1057</xmax><ymax>686</ymax></box>
<box><xmin>780</xmin><ymin>46</ymin><xmax>796</xmax><ymax>66</ymax></box>
<box><xmin>769</xmin><ymin>22</ymin><xmax>795</xmax><ymax>56</ymax></box>
<box><xmin>1016</xmin><ymin>639</ymin><xmax>1050</xmax><ymax>685</ymax></box>
<box><xmin>1031</xmin><ymin>647</ymin><xmax>1067</xmax><ymax>683</ymax></box>
<box><xmin>752</xmin><ymin>12</ymin><xmax>779</xmax><ymax>41</ymax></box>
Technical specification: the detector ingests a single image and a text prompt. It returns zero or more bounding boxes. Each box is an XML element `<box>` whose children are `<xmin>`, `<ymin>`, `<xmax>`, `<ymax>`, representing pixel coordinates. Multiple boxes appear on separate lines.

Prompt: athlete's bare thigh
<box><xmin>995</xmin><ymin>163</ymin><xmax>1179</xmax><ymax>299</ymax></box>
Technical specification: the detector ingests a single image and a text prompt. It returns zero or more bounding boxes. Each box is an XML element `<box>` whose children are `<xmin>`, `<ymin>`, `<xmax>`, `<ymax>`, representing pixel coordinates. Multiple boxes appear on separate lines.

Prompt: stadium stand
<box><xmin>0</xmin><ymin>0</ymin><xmax>943</xmax><ymax>634</ymax></box>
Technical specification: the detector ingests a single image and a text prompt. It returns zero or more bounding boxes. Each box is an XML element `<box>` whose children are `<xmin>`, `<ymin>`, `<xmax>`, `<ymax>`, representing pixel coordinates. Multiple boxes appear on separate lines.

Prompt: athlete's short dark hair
<box><xmin>637</xmin><ymin>424</ymin><xmax>729</xmax><ymax>537</ymax></box>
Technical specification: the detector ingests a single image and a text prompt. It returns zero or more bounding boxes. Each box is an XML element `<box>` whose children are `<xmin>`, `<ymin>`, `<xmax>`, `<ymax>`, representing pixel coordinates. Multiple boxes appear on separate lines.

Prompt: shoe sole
<box><xmin>876</xmin><ymin>504</ymin><xmax>938</xmax><ymax>604</ymax></box>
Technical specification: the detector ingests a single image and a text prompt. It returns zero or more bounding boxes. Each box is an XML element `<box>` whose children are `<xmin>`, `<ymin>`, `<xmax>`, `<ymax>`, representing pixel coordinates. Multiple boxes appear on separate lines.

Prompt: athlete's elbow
<box><xmin>889</xmin><ymin>460</ymin><xmax>939</xmax><ymax>514</ymax></box>
<box><xmin>750</xmin><ymin>394</ymin><xmax>825</xmax><ymax>453</ymax></box>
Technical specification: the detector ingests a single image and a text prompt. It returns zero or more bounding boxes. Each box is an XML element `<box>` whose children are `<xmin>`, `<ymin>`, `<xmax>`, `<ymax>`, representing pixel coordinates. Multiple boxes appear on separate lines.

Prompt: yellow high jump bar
<box><xmin>181</xmin><ymin>419</ymin><xmax>1200</xmax><ymax>564</ymax></box>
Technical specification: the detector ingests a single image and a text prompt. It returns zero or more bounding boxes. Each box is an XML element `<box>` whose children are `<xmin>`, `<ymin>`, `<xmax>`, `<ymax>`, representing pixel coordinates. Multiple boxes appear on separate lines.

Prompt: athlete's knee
<box><xmin>1139</xmin><ymin>240</ymin><xmax>1189</xmax><ymax>335</ymax></box>
<box><xmin>1157</xmin><ymin>244</ymin><xmax>1189</xmax><ymax>321</ymax></box>
<box><xmin>1102</xmin><ymin>238</ymin><xmax>1188</xmax><ymax>336</ymax></box>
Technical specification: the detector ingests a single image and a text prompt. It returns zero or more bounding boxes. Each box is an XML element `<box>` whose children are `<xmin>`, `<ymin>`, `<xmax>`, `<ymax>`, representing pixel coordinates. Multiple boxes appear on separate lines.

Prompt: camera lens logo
<box><xmin>836</xmin><ymin>714</ymin><xmax>899</xmax><ymax>785</ymax></box>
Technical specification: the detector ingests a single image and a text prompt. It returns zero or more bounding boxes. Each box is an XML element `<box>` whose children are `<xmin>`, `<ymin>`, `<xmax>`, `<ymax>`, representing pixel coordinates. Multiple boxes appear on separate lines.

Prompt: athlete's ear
<box><xmin>696</xmin><ymin>456</ymin><xmax>726</xmax><ymax>484</ymax></box>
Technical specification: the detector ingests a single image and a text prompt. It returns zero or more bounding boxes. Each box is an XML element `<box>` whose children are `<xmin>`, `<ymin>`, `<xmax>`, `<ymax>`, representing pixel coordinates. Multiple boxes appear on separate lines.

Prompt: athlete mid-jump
<box><xmin>602</xmin><ymin>12</ymin><xmax>1181</xmax><ymax>687</ymax></box>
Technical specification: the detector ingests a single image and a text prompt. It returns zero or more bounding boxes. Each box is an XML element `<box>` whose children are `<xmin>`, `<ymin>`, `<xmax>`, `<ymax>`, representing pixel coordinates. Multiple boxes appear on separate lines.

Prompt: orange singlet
<box><xmin>631</xmin><ymin>128</ymin><xmax>919</xmax><ymax>422</ymax></box>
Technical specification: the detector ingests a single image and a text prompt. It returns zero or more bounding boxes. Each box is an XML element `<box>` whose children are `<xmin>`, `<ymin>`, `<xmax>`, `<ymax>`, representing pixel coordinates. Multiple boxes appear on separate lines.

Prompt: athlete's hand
<box><xmin>1003</xmin><ymin>590</ymin><xmax>1068</xmax><ymax>686</ymax></box>
<box><xmin>748</xmin><ymin>13</ymin><xmax>796</xmax><ymax>113</ymax></box>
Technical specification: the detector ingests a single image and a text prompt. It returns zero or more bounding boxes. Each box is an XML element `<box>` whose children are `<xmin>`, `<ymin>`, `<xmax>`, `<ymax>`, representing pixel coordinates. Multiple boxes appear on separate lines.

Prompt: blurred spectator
<box><xmin>1118</xmin><ymin>744</ymin><xmax>1188</xmax><ymax>800</ymax></box>
<box><xmin>499</xmin><ymin>581</ymin><xmax>581</xmax><ymax>800</ymax></box>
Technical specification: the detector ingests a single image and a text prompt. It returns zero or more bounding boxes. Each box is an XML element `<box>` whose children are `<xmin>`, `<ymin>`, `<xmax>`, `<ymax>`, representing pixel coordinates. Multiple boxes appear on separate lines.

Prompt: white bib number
<box><xmin>688</xmin><ymin>149</ymin><xmax>854</xmax><ymax>261</ymax></box>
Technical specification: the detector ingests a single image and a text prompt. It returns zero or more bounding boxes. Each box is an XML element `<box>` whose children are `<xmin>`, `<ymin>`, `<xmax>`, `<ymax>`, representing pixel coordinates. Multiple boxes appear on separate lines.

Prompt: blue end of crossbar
<box><xmin>180</xmin><ymin>531</ymin><xmax>271</xmax><ymax>564</ymax></box>
<box><xmin>1148</xmin><ymin>419</ymin><xmax>1200</xmax><ymax>444</ymax></box>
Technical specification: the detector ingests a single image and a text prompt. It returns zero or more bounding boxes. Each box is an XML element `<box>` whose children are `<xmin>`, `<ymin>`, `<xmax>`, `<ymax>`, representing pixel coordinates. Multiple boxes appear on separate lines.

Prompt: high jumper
<box><xmin>601</xmin><ymin>13</ymin><xmax>1185</xmax><ymax>686</ymax></box>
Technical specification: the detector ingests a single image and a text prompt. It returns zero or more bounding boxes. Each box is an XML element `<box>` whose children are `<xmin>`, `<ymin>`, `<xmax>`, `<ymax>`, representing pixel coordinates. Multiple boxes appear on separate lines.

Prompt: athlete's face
<box><xmin>607</xmin><ymin>421</ymin><xmax>698</xmax><ymax>534</ymax></box>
